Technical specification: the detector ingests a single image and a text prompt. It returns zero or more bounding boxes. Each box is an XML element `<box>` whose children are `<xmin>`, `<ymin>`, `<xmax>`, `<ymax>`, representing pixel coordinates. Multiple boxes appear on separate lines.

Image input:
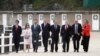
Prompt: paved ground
<box><xmin>1</xmin><ymin>32</ymin><xmax>100</xmax><ymax>56</ymax></box>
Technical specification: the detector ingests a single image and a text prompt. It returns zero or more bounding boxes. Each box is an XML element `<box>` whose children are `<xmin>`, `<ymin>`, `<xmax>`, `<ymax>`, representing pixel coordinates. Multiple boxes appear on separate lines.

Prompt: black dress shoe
<box><xmin>67</xmin><ymin>50</ymin><xmax>69</xmax><ymax>52</ymax></box>
<box><xmin>16</xmin><ymin>51</ymin><xmax>18</xmax><ymax>53</ymax></box>
<box><xmin>62</xmin><ymin>50</ymin><xmax>65</xmax><ymax>52</ymax></box>
<box><xmin>44</xmin><ymin>50</ymin><xmax>48</xmax><ymax>52</ymax></box>
<box><xmin>77</xmin><ymin>50</ymin><xmax>79</xmax><ymax>52</ymax></box>
<box><xmin>55</xmin><ymin>50</ymin><xmax>58</xmax><ymax>52</ymax></box>
<box><xmin>84</xmin><ymin>50</ymin><xmax>88</xmax><ymax>52</ymax></box>
<box><xmin>36</xmin><ymin>50</ymin><xmax>38</xmax><ymax>53</ymax></box>
<box><xmin>74</xmin><ymin>50</ymin><xmax>76</xmax><ymax>52</ymax></box>
<box><xmin>33</xmin><ymin>49</ymin><xmax>35</xmax><ymax>52</ymax></box>
<box><xmin>50</xmin><ymin>50</ymin><xmax>53</xmax><ymax>52</ymax></box>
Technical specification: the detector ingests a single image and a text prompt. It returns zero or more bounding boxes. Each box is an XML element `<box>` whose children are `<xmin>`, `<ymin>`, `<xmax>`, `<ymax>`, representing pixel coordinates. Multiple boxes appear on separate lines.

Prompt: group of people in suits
<box><xmin>12</xmin><ymin>19</ymin><xmax>90</xmax><ymax>53</ymax></box>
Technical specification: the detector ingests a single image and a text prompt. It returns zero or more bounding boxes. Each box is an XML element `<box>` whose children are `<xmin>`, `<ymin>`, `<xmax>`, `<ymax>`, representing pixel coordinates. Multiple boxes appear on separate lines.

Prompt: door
<box><xmin>17</xmin><ymin>14</ymin><xmax>22</xmax><ymax>26</ymax></box>
<box><xmin>39</xmin><ymin>14</ymin><xmax>44</xmax><ymax>25</ymax></box>
<box><xmin>75</xmin><ymin>14</ymin><xmax>82</xmax><ymax>25</ymax></box>
<box><xmin>61</xmin><ymin>14</ymin><xmax>67</xmax><ymax>25</ymax></box>
<box><xmin>2</xmin><ymin>14</ymin><xmax>7</xmax><ymax>27</ymax></box>
<box><xmin>92</xmin><ymin>14</ymin><xmax>99</xmax><ymax>31</ymax></box>
<box><xmin>2</xmin><ymin>14</ymin><xmax>7</xmax><ymax>33</ymax></box>
<box><xmin>50</xmin><ymin>14</ymin><xmax>55</xmax><ymax>25</ymax></box>
<box><xmin>28</xmin><ymin>14</ymin><xmax>33</xmax><ymax>27</ymax></box>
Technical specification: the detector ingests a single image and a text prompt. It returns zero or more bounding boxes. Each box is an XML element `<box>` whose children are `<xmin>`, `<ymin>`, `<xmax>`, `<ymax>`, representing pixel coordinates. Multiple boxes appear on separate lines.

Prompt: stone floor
<box><xmin>1</xmin><ymin>32</ymin><xmax>100</xmax><ymax>56</ymax></box>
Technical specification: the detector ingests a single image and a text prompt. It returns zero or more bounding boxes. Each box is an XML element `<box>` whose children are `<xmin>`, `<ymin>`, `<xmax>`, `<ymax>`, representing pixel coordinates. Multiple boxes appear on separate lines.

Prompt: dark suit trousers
<box><xmin>62</xmin><ymin>37</ymin><xmax>70</xmax><ymax>51</ymax></box>
<box><xmin>73</xmin><ymin>34</ymin><xmax>81</xmax><ymax>51</ymax></box>
<box><xmin>42</xmin><ymin>37</ymin><xmax>48</xmax><ymax>51</ymax></box>
<box><xmin>51</xmin><ymin>37</ymin><xmax>59</xmax><ymax>52</ymax></box>
<box><xmin>32</xmin><ymin>39</ymin><xmax>39</xmax><ymax>51</ymax></box>
<box><xmin>83</xmin><ymin>36</ymin><xmax>90</xmax><ymax>52</ymax></box>
<box><xmin>13</xmin><ymin>37</ymin><xmax>20</xmax><ymax>52</ymax></box>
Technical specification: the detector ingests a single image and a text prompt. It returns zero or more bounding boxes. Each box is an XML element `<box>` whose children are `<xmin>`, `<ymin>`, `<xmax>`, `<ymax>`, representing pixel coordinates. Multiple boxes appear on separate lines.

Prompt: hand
<box><xmin>77</xmin><ymin>33</ymin><xmax>80</xmax><ymax>36</ymax></box>
<box><xmin>71</xmin><ymin>35</ymin><xmax>74</xmax><ymax>37</ymax></box>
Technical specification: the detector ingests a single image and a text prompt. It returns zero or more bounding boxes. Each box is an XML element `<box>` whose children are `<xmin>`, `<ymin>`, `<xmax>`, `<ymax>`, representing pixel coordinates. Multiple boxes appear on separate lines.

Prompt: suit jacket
<box><xmin>72</xmin><ymin>23</ymin><xmax>82</xmax><ymax>36</ymax></box>
<box><xmin>31</xmin><ymin>24</ymin><xmax>41</xmax><ymax>41</ymax></box>
<box><xmin>12</xmin><ymin>25</ymin><xmax>22</xmax><ymax>42</ymax></box>
<box><xmin>41</xmin><ymin>23</ymin><xmax>51</xmax><ymax>38</ymax></box>
<box><xmin>61</xmin><ymin>25</ymin><xmax>71</xmax><ymax>39</ymax></box>
<box><xmin>51</xmin><ymin>25</ymin><xmax>60</xmax><ymax>39</ymax></box>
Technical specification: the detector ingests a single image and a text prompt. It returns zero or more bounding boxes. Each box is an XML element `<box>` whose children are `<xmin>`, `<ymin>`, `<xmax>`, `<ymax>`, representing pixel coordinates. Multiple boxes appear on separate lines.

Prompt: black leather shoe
<box><xmin>50</xmin><ymin>50</ymin><xmax>53</xmax><ymax>52</ymax></box>
<box><xmin>77</xmin><ymin>50</ymin><xmax>79</xmax><ymax>52</ymax></box>
<box><xmin>36</xmin><ymin>50</ymin><xmax>37</xmax><ymax>53</ymax></box>
<box><xmin>74</xmin><ymin>50</ymin><xmax>76</xmax><ymax>52</ymax></box>
<box><xmin>62</xmin><ymin>50</ymin><xmax>65</xmax><ymax>52</ymax></box>
<box><xmin>44</xmin><ymin>50</ymin><xmax>48</xmax><ymax>52</ymax></box>
<box><xmin>67</xmin><ymin>50</ymin><xmax>69</xmax><ymax>52</ymax></box>
<box><xmin>33</xmin><ymin>49</ymin><xmax>35</xmax><ymax>52</ymax></box>
<box><xmin>55</xmin><ymin>50</ymin><xmax>58</xmax><ymax>52</ymax></box>
<box><xmin>16</xmin><ymin>51</ymin><xmax>18</xmax><ymax>53</ymax></box>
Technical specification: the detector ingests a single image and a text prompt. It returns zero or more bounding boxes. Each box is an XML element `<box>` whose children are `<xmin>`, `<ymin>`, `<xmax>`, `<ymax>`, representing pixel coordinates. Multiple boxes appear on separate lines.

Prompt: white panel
<box><xmin>28</xmin><ymin>14</ymin><xmax>33</xmax><ymax>27</ymax></box>
<box><xmin>39</xmin><ymin>14</ymin><xmax>44</xmax><ymax>46</ymax></box>
<box><xmin>50</xmin><ymin>14</ymin><xmax>55</xmax><ymax>25</ymax></box>
<box><xmin>75</xmin><ymin>14</ymin><xmax>82</xmax><ymax>25</ymax></box>
<box><xmin>92</xmin><ymin>14</ymin><xmax>99</xmax><ymax>31</ymax></box>
<box><xmin>2</xmin><ymin>14</ymin><xmax>7</xmax><ymax>26</ymax></box>
<box><xmin>61</xmin><ymin>14</ymin><xmax>67</xmax><ymax>25</ymax></box>
<box><xmin>17</xmin><ymin>14</ymin><xmax>22</xmax><ymax>26</ymax></box>
<box><xmin>39</xmin><ymin>14</ymin><xmax>44</xmax><ymax>25</ymax></box>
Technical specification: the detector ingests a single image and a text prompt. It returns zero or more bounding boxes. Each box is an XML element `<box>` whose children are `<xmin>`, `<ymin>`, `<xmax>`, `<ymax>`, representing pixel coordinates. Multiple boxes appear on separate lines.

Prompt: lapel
<box><xmin>65</xmin><ymin>25</ymin><xmax>66</xmax><ymax>30</ymax></box>
<box><xmin>64</xmin><ymin>25</ymin><xmax>66</xmax><ymax>30</ymax></box>
<box><xmin>74</xmin><ymin>24</ymin><xmax>75</xmax><ymax>29</ymax></box>
<box><xmin>43</xmin><ymin>23</ymin><xmax>46</xmax><ymax>28</ymax></box>
<box><xmin>33</xmin><ymin>25</ymin><xmax>34</xmax><ymax>29</ymax></box>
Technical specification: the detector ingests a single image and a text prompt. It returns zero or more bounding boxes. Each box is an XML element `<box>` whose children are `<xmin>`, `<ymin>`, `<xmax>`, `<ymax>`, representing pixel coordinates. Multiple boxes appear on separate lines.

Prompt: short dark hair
<box><xmin>15</xmin><ymin>20</ymin><xmax>19</xmax><ymax>23</ymax></box>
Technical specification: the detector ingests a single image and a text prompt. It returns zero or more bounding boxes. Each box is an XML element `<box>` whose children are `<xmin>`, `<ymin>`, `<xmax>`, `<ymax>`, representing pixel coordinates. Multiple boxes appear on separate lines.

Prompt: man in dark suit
<box><xmin>50</xmin><ymin>20</ymin><xmax>60</xmax><ymax>52</ymax></box>
<box><xmin>72</xmin><ymin>20</ymin><xmax>82</xmax><ymax>52</ymax></box>
<box><xmin>12</xmin><ymin>20</ymin><xmax>22</xmax><ymax>53</ymax></box>
<box><xmin>31</xmin><ymin>19</ymin><xmax>41</xmax><ymax>52</ymax></box>
<box><xmin>41</xmin><ymin>19</ymin><xmax>51</xmax><ymax>52</ymax></box>
<box><xmin>61</xmin><ymin>21</ymin><xmax>71</xmax><ymax>52</ymax></box>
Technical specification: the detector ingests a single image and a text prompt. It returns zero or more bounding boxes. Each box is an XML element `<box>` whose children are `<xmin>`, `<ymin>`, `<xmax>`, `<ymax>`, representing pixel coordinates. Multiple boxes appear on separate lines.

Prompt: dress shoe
<box><xmin>77</xmin><ymin>50</ymin><xmax>79</xmax><ymax>52</ymax></box>
<box><xmin>44</xmin><ymin>50</ymin><xmax>48</xmax><ymax>52</ymax></box>
<box><xmin>62</xmin><ymin>50</ymin><xmax>65</xmax><ymax>52</ymax></box>
<box><xmin>74</xmin><ymin>49</ymin><xmax>76</xmax><ymax>52</ymax></box>
<box><xmin>50</xmin><ymin>50</ymin><xmax>53</xmax><ymax>52</ymax></box>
